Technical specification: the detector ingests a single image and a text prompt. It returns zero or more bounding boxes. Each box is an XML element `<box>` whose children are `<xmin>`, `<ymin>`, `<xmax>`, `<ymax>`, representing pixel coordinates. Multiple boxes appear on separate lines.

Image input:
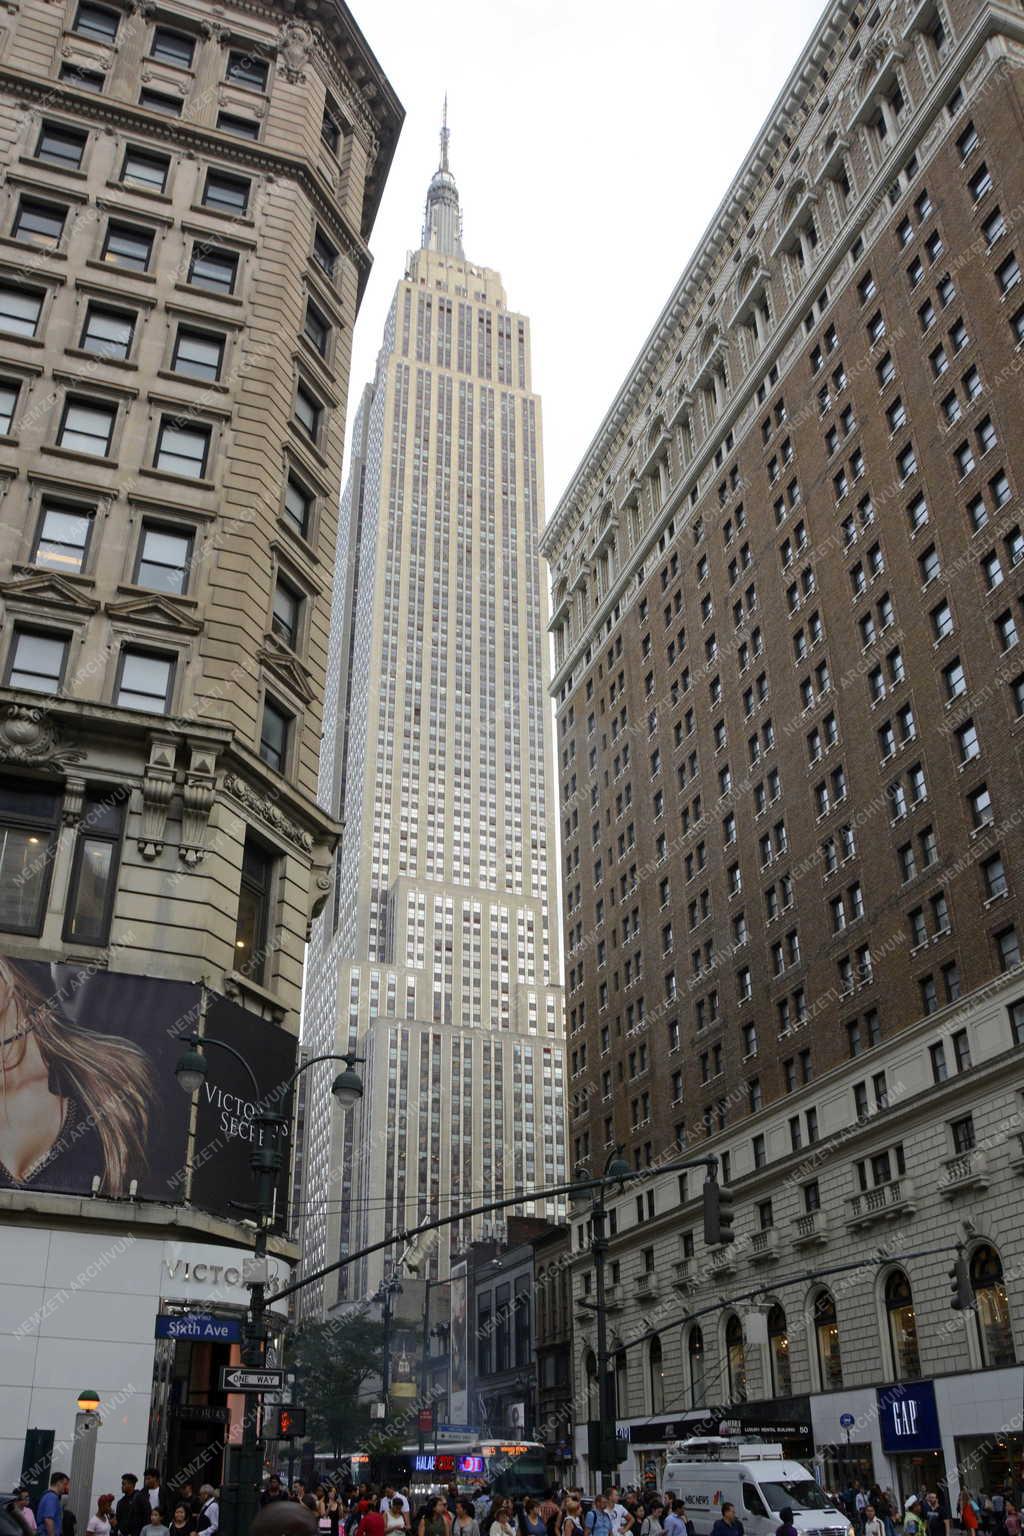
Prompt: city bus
<box><xmin>317</xmin><ymin>1441</ymin><xmax>547</xmax><ymax>1500</ymax></box>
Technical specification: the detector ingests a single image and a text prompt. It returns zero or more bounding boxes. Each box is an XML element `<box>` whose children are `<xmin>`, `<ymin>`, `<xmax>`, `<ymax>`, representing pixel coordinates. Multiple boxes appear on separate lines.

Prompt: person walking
<box><xmin>561</xmin><ymin>1505</ymin><xmax>583</xmax><ymax>1536</ymax></box>
<box><xmin>777</xmin><ymin>1509</ymin><xmax>800</xmax><ymax>1536</ymax></box>
<box><xmin>585</xmin><ymin>1499</ymin><xmax>614</xmax><ymax>1536</ymax></box>
<box><xmin>386</xmin><ymin>1502</ymin><xmax>410</xmax><ymax>1536</ymax></box>
<box><xmin>709</xmin><ymin>1505</ymin><xmax>744</xmax><ymax>1536</ymax></box>
<box><xmin>116</xmin><ymin>1478</ymin><xmax>151</xmax><ymax>1536</ymax></box>
<box><xmin>145</xmin><ymin>1509</ymin><xmax>169</xmax><ymax>1536</ymax></box>
<box><xmin>522</xmin><ymin>1504</ymin><xmax>547</xmax><ymax>1536</ymax></box>
<box><xmin>194</xmin><ymin>1488</ymin><xmax>218</xmax><ymax>1536</ymax></box>
<box><xmin>169</xmin><ymin>1506</ymin><xmax>194</xmax><ymax>1536</ymax></box>
<box><xmin>488</xmin><ymin>1503</ymin><xmax>515</xmax><ymax>1536</ymax></box>
<box><xmin>16</xmin><ymin>1490</ymin><xmax>38</xmax><ymax>1534</ymax></box>
<box><xmin>38</xmin><ymin>1474</ymin><xmax>71</xmax><ymax>1536</ymax></box>
<box><xmin>640</xmin><ymin>1505</ymin><xmax>664</xmax><ymax>1536</ymax></box>
<box><xmin>904</xmin><ymin>1498</ymin><xmax>925</xmax><ymax>1536</ymax></box>
<box><xmin>863</xmin><ymin>1506</ymin><xmax>884</xmax><ymax>1536</ymax></box>
<box><xmin>87</xmin><ymin>1497</ymin><xmax>116</xmax><ymax>1536</ymax></box>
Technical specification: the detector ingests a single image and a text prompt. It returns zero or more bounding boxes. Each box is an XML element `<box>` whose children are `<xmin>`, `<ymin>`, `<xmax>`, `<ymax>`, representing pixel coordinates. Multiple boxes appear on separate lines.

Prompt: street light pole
<box><xmin>175</xmin><ymin>1027</ymin><xmax>365</xmax><ymax>1536</ymax></box>
<box><xmin>589</xmin><ymin>1147</ymin><xmax>630</xmax><ymax>1478</ymax></box>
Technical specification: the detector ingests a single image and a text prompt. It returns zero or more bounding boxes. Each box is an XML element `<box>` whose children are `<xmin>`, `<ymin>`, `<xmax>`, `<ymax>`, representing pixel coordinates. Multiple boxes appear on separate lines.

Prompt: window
<box><xmin>6</xmin><ymin>628</ymin><xmax>68</xmax><ymax>694</ymax></box>
<box><xmin>13</xmin><ymin>197</ymin><xmax>67</xmax><ymax>248</ymax></box>
<box><xmin>60</xmin><ymin>62</ymin><xmax>105</xmax><ymax>91</ymax></box>
<box><xmin>260</xmin><ymin>697</ymin><xmax>291</xmax><ymax>772</ymax></box>
<box><xmin>139</xmin><ymin>88</ymin><xmax>181</xmax><ymax>116</ymax></box>
<box><xmin>0</xmin><ymin>286</ymin><xmax>43</xmax><ymax>338</ymax></box>
<box><xmin>0</xmin><ymin>780</ymin><xmax>61</xmax><ymax>934</ymax></box>
<box><xmin>951</xmin><ymin>1115</ymin><xmax>976</xmax><ymax>1155</ymax></box>
<box><xmin>217</xmin><ymin>110</ymin><xmax>259</xmax><ymax>140</ymax></box>
<box><xmin>135</xmin><ymin>523</ymin><xmax>192</xmax><ymax>594</ymax></box>
<box><xmin>74</xmin><ymin>0</ymin><xmax>118</xmax><ymax>37</ymax></box>
<box><xmin>58</xmin><ymin>398</ymin><xmax>116</xmax><ymax>457</ymax></box>
<box><xmin>968</xmin><ymin>162</ymin><xmax>993</xmax><ymax>200</ymax></box>
<box><xmin>36</xmin><ymin>122</ymin><xmax>86</xmax><ymax>169</ymax></box>
<box><xmin>203</xmin><ymin>171</ymin><xmax>250</xmax><ymax>215</ymax></box>
<box><xmin>63</xmin><ymin>787</ymin><xmax>128</xmax><ymax>946</ymax></box>
<box><xmin>226</xmin><ymin>50</ymin><xmax>268</xmax><ymax>91</ymax></box>
<box><xmin>971</xmin><ymin>1245</ymin><xmax>1016</xmax><ymax>1368</ymax></box>
<box><xmin>996</xmin><ymin>926</ymin><xmax>1021</xmax><ymax>971</ymax></box>
<box><xmin>32</xmin><ymin>500</ymin><xmax>93</xmax><ymax>573</ymax></box>
<box><xmin>121</xmin><ymin>147</ymin><xmax>169</xmax><ymax>193</ymax></box>
<box><xmin>0</xmin><ymin>380</ymin><xmax>17</xmax><ymax>437</ymax></box>
<box><xmin>155</xmin><ymin>417</ymin><xmax>211</xmax><ymax>479</ymax></box>
<box><xmin>294</xmin><ymin>382</ymin><xmax>322</xmax><ymax>441</ymax></box>
<box><xmin>102</xmin><ymin>220</ymin><xmax>154</xmax><ymax>272</ymax></box>
<box><xmin>312</xmin><ymin>227</ymin><xmax>338</xmax><ymax>279</ymax></box>
<box><xmin>998</xmin><ymin>253</ymin><xmax>1022</xmax><ymax>295</ymax></box>
<box><xmin>81</xmin><ymin>303</ymin><xmax>134</xmax><ymax>360</ymax></box>
<box><xmin>150</xmin><ymin>25</ymin><xmax>195</xmax><ymax>67</ymax></box>
<box><xmin>956</xmin><ymin>719</ymin><xmax>980</xmax><ymax>764</ymax></box>
<box><xmin>886</xmin><ymin>1271</ymin><xmax>921</xmax><ymax>1382</ymax></box>
<box><xmin>172</xmin><ymin>326</ymin><xmax>224</xmax><ymax>381</ymax></box>
<box><xmin>234</xmin><ymin>833</ymin><xmax>273</xmax><ymax>982</ymax></box>
<box><xmin>983</xmin><ymin>207</ymin><xmax>1007</xmax><ymax>246</ymax></box>
<box><xmin>188</xmin><ymin>245</ymin><xmax>238</xmax><ymax>294</ymax></box>
<box><xmin>303</xmin><ymin>300</ymin><xmax>329</xmax><ymax>356</ymax></box>
<box><xmin>283</xmin><ymin>475</ymin><xmax>313</xmax><ymax>539</ymax></box>
<box><xmin>271</xmin><ymin>576</ymin><xmax>302</xmax><ymax>649</ymax></box>
<box><xmin>931</xmin><ymin>599</ymin><xmax>954</xmax><ymax>640</ymax></box>
<box><xmin>321</xmin><ymin>102</ymin><xmax>342</xmax><ymax>154</ymax></box>
<box><xmin>116</xmin><ymin>647</ymin><xmax>174</xmax><ymax>713</ymax></box>
<box><xmin>983</xmin><ymin>853</ymin><xmax>1008</xmax><ymax>900</ymax></box>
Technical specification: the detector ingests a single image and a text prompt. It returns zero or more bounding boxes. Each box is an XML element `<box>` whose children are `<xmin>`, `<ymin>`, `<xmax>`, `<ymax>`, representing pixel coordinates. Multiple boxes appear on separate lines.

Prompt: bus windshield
<box><xmin>482</xmin><ymin>1444</ymin><xmax>546</xmax><ymax>1497</ymax></box>
<box><xmin>758</xmin><ymin>1481</ymin><xmax>838</xmax><ymax>1514</ymax></box>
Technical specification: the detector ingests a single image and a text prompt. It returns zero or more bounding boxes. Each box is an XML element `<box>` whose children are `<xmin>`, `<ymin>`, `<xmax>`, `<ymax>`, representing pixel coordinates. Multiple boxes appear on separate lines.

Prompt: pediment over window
<box><xmin>105</xmin><ymin>593</ymin><xmax>202</xmax><ymax>635</ymax></box>
<box><xmin>0</xmin><ymin>570</ymin><xmax>99</xmax><ymax>614</ymax></box>
<box><xmin>259</xmin><ymin>632</ymin><xmax>315</xmax><ymax>704</ymax></box>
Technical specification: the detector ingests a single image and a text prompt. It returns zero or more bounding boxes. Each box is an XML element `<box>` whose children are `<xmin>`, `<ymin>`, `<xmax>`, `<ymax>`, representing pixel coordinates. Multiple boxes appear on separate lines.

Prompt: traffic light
<box><xmin>266</xmin><ymin>1405</ymin><xmax>306</xmax><ymax>1439</ymax></box>
<box><xmin>949</xmin><ymin>1252</ymin><xmax>975</xmax><ymax>1311</ymax></box>
<box><xmin>702</xmin><ymin>1175</ymin><xmax>735</xmax><ymax>1246</ymax></box>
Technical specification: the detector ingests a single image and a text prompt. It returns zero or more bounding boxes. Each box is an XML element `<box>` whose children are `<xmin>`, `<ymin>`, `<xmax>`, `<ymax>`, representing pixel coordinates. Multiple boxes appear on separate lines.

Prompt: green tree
<box><xmin>287</xmin><ymin>1315</ymin><xmax>389</xmax><ymax>1457</ymax></box>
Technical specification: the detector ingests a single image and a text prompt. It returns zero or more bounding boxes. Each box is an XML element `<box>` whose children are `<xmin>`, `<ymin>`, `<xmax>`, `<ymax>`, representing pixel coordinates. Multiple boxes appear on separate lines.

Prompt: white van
<box><xmin>663</xmin><ymin>1440</ymin><xmax>853</xmax><ymax>1536</ymax></box>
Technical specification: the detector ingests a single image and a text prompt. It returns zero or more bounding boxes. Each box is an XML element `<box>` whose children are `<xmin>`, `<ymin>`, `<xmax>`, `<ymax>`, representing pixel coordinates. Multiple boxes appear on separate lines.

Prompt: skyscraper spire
<box><xmin>422</xmin><ymin>95</ymin><xmax>464</xmax><ymax>257</ymax></box>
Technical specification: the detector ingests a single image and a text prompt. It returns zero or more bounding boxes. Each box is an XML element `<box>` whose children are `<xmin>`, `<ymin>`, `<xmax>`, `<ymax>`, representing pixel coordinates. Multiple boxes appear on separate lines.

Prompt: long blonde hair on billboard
<box><xmin>0</xmin><ymin>956</ymin><xmax>152</xmax><ymax>1196</ymax></box>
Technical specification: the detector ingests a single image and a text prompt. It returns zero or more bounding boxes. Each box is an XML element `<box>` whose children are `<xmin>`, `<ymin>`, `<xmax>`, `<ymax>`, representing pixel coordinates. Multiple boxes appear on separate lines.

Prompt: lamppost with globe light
<box><xmin>173</xmin><ymin>1023</ymin><xmax>364</xmax><ymax>1536</ymax></box>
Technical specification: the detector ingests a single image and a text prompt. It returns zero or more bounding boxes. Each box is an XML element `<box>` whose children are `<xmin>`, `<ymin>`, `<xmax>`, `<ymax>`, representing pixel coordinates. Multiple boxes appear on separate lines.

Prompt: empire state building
<box><xmin>300</xmin><ymin>115</ymin><xmax>566</xmax><ymax>1306</ymax></box>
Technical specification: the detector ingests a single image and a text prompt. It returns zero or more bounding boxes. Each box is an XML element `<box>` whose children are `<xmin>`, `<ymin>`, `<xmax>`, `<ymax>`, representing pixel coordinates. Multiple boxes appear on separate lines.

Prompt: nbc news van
<box><xmin>663</xmin><ymin>1440</ymin><xmax>853</xmax><ymax>1536</ymax></box>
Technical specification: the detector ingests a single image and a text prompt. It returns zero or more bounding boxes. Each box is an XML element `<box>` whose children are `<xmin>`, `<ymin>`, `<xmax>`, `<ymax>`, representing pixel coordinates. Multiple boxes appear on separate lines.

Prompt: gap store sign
<box><xmin>877</xmin><ymin>1381</ymin><xmax>942</xmax><ymax>1453</ymax></box>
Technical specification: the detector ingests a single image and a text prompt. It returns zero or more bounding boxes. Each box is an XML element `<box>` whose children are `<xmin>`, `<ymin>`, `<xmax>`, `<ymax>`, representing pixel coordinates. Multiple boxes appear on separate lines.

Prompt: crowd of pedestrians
<box><xmin>8</xmin><ymin>1471</ymin><xmax>220</xmax><ymax>1536</ymax></box>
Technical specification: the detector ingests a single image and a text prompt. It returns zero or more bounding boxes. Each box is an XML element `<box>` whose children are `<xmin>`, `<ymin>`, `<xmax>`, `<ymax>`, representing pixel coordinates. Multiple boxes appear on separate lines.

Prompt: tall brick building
<box><xmin>540</xmin><ymin>0</ymin><xmax>1024</xmax><ymax>1499</ymax></box>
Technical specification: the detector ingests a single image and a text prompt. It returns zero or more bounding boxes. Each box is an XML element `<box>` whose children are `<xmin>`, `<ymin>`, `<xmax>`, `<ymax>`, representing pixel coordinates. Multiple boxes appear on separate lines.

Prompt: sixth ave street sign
<box><xmin>219</xmin><ymin>1366</ymin><xmax>285</xmax><ymax>1393</ymax></box>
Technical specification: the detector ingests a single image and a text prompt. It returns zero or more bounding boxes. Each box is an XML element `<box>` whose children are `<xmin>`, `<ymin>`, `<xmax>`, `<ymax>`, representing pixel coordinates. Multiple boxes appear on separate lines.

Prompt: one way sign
<box><xmin>219</xmin><ymin>1366</ymin><xmax>285</xmax><ymax>1393</ymax></box>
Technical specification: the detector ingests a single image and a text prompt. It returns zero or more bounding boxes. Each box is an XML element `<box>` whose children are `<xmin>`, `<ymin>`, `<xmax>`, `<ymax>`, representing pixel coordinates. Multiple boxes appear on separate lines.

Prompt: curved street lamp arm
<box><xmin>179</xmin><ymin>1031</ymin><xmax>260</xmax><ymax>1100</ymax></box>
<box><xmin>281</xmin><ymin>1052</ymin><xmax>365</xmax><ymax>1097</ymax></box>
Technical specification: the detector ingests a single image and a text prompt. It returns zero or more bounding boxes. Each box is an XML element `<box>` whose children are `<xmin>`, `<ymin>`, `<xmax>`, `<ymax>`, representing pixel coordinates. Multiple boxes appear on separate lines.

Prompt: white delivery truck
<box><xmin>663</xmin><ymin>1440</ymin><xmax>853</xmax><ymax>1536</ymax></box>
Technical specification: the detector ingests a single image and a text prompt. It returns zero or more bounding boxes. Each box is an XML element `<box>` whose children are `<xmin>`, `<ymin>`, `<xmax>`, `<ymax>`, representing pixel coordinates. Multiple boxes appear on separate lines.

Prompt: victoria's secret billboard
<box><xmin>0</xmin><ymin>955</ymin><xmax>295</xmax><ymax>1222</ymax></box>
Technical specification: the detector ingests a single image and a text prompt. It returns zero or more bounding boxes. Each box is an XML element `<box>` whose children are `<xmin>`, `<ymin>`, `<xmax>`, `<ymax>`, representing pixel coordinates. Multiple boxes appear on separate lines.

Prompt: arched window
<box><xmin>885</xmin><ymin>1270</ymin><xmax>921</xmax><ymax>1380</ymax></box>
<box><xmin>768</xmin><ymin>1304</ymin><xmax>792</xmax><ymax>1397</ymax></box>
<box><xmin>972</xmin><ymin>1245</ymin><xmax>1016</xmax><ymax>1367</ymax></box>
<box><xmin>649</xmin><ymin>1337</ymin><xmax>665</xmax><ymax>1413</ymax></box>
<box><xmin>688</xmin><ymin>1325</ymin><xmax>706</xmax><ymax>1408</ymax></box>
<box><xmin>725</xmin><ymin>1314</ymin><xmax>747</xmax><ymax>1403</ymax></box>
<box><xmin>584</xmin><ymin>1349</ymin><xmax>599</xmax><ymax>1419</ymax></box>
<box><xmin>813</xmin><ymin>1289</ymin><xmax>843</xmax><ymax>1390</ymax></box>
<box><xmin>614</xmin><ymin>1348</ymin><xmax>628</xmax><ymax>1417</ymax></box>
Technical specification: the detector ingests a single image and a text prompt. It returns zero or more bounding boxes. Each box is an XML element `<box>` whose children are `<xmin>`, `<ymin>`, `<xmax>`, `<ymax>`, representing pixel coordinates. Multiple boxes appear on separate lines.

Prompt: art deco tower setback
<box><xmin>302</xmin><ymin>118</ymin><xmax>566</xmax><ymax>1306</ymax></box>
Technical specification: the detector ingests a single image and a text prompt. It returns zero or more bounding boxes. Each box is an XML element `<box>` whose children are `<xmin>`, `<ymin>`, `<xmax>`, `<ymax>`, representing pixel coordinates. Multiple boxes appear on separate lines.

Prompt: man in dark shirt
<box><xmin>116</xmin><ymin>1477</ymin><xmax>151</xmax><ymax>1536</ymax></box>
<box><xmin>710</xmin><ymin>1505</ymin><xmax>744</xmax><ymax>1536</ymax></box>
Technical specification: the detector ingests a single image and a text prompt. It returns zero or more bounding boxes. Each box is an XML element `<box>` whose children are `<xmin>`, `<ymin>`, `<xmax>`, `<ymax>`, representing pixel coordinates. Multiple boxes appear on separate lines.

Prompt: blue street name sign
<box><xmin>155</xmin><ymin>1313</ymin><xmax>242</xmax><ymax>1343</ymax></box>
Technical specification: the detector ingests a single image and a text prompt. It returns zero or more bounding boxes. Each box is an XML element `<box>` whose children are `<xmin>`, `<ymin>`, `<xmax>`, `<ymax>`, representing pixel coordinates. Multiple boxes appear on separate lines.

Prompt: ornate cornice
<box><xmin>0</xmin><ymin>704</ymin><xmax>87</xmax><ymax>769</ymax></box>
<box><xmin>224</xmin><ymin>771</ymin><xmax>315</xmax><ymax>853</ymax></box>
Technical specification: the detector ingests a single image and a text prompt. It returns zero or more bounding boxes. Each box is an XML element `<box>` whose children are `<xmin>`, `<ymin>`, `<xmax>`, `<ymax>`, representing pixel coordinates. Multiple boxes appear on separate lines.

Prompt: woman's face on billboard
<box><xmin>0</xmin><ymin>976</ymin><xmax>65</xmax><ymax>1181</ymax></box>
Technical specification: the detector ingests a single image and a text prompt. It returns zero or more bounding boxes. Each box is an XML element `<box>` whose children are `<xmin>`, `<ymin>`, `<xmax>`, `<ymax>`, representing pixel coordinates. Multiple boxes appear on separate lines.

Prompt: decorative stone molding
<box><xmin>180</xmin><ymin>741</ymin><xmax>219</xmax><ymax>866</ymax></box>
<box><xmin>137</xmin><ymin>734</ymin><xmax>177</xmax><ymax>859</ymax></box>
<box><xmin>224</xmin><ymin>774</ymin><xmax>314</xmax><ymax>854</ymax></box>
<box><xmin>278</xmin><ymin>21</ymin><xmax>313</xmax><ymax>83</ymax></box>
<box><xmin>61</xmin><ymin>776</ymin><xmax>86</xmax><ymax>827</ymax></box>
<box><xmin>259</xmin><ymin>633</ymin><xmax>316</xmax><ymax>705</ymax></box>
<box><xmin>0</xmin><ymin>704</ymin><xmax>86</xmax><ymax>768</ymax></box>
<box><xmin>306</xmin><ymin>840</ymin><xmax>335</xmax><ymax>939</ymax></box>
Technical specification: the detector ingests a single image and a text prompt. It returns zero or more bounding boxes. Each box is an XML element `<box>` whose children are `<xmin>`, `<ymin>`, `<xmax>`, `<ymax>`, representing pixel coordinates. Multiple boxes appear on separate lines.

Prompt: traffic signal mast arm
<box><xmin>266</xmin><ymin>1154</ymin><xmax>719</xmax><ymax>1306</ymax></box>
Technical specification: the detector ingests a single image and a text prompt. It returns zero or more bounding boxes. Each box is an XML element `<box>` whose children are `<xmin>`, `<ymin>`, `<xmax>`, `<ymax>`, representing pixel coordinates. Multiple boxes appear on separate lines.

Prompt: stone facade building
<box><xmin>0</xmin><ymin>0</ymin><xmax>400</xmax><ymax>1495</ymax></box>
<box><xmin>301</xmin><ymin>122</ymin><xmax>566</xmax><ymax>1308</ymax></box>
<box><xmin>540</xmin><ymin>0</ymin><xmax>1024</xmax><ymax>1502</ymax></box>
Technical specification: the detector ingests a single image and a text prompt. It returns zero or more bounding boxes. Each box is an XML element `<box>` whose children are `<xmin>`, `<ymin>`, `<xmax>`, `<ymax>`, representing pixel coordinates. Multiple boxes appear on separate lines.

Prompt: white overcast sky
<box><xmin>348</xmin><ymin>0</ymin><xmax>827</xmax><ymax>517</ymax></box>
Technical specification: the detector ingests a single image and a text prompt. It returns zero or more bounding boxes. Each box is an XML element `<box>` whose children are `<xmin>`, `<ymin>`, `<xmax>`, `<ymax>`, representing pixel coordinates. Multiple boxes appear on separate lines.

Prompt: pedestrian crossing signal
<box><xmin>266</xmin><ymin>1406</ymin><xmax>305</xmax><ymax>1439</ymax></box>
